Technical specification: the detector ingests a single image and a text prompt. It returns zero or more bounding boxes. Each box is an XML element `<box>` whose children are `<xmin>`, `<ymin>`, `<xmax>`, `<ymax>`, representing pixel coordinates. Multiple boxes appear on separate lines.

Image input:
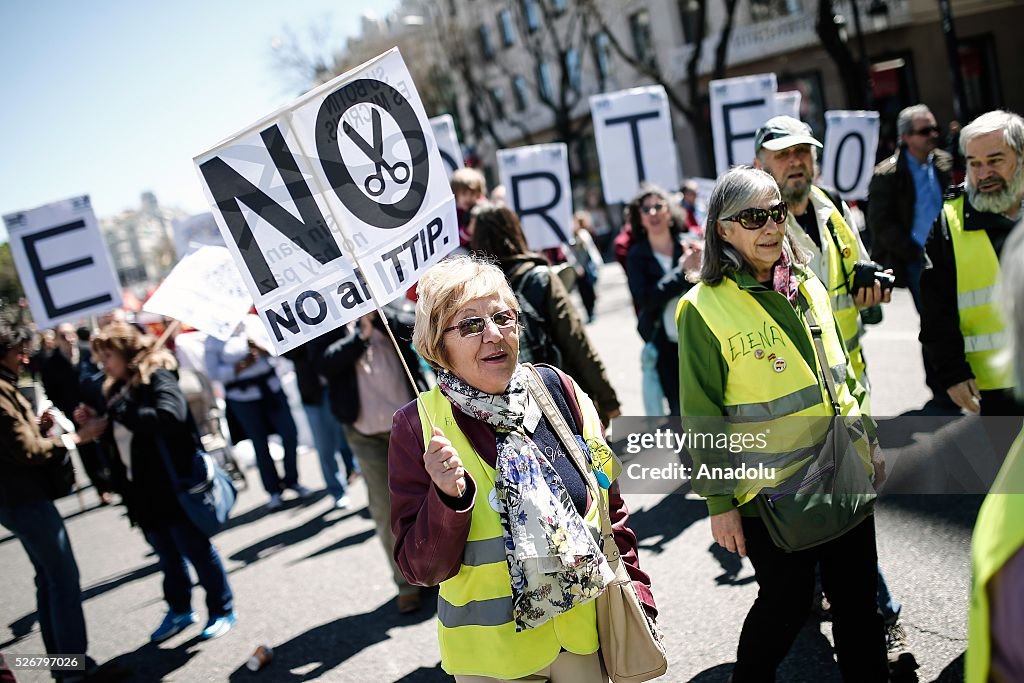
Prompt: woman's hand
<box><xmin>75</xmin><ymin>415</ymin><xmax>109</xmax><ymax>444</ymax></box>
<box><xmin>73</xmin><ymin>403</ymin><xmax>97</xmax><ymax>425</ymax></box>
<box><xmin>710</xmin><ymin>508</ymin><xmax>746</xmax><ymax>557</ymax></box>
<box><xmin>37</xmin><ymin>410</ymin><xmax>55</xmax><ymax>433</ymax></box>
<box><xmin>423</xmin><ymin>426</ymin><xmax>466</xmax><ymax>498</ymax></box>
<box><xmin>871</xmin><ymin>443</ymin><xmax>887</xmax><ymax>489</ymax></box>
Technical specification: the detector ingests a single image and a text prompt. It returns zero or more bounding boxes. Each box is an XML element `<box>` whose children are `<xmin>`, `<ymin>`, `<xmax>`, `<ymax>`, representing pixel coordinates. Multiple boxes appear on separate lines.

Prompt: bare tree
<box><xmin>816</xmin><ymin>0</ymin><xmax>868</xmax><ymax>110</ymax></box>
<box><xmin>580</xmin><ymin>0</ymin><xmax>740</xmax><ymax>175</ymax></box>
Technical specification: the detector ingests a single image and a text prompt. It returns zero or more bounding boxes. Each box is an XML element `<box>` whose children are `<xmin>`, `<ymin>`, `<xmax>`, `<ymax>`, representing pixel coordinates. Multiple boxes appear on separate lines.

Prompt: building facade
<box><xmin>101</xmin><ymin>192</ymin><xmax>182</xmax><ymax>292</ymax></box>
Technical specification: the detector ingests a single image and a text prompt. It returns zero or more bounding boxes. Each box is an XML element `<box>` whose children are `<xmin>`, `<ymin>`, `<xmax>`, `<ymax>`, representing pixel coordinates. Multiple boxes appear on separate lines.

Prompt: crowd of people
<box><xmin>2</xmin><ymin>105</ymin><xmax>1023</xmax><ymax>683</ymax></box>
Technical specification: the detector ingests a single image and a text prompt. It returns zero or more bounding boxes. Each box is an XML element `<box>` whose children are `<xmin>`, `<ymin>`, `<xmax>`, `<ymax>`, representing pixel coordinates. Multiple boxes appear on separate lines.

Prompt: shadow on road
<box><xmin>227</xmin><ymin>595</ymin><xmax>436</xmax><ymax>681</ymax></box>
<box><xmin>707</xmin><ymin>543</ymin><xmax>756</xmax><ymax>587</ymax></box>
<box><xmin>627</xmin><ymin>486</ymin><xmax>707</xmax><ymax>554</ymax></box>
<box><xmin>395</xmin><ymin>663</ymin><xmax>451</xmax><ymax>682</ymax></box>
<box><xmin>299</xmin><ymin>528</ymin><xmax>376</xmax><ymax>562</ymax></box>
<box><xmin>103</xmin><ymin>636</ymin><xmax>203</xmax><ymax>681</ymax></box>
<box><xmin>229</xmin><ymin>505</ymin><xmax>370</xmax><ymax>566</ymax></box>
<box><xmin>932</xmin><ymin>652</ymin><xmax>965</xmax><ymax>682</ymax></box>
<box><xmin>0</xmin><ymin>561</ymin><xmax>161</xmax><ymax>650</ymax></box>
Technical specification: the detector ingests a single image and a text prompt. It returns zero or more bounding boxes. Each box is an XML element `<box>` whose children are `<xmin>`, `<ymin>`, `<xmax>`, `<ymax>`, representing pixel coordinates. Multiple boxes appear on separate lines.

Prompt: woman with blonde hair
<box><xmin>82</xmin><ymin>322</ymin><xmax>236</xmax><ymax>642</ymax></box>
<box><xmin>389</xmin><ymin>255</ymin><xmax>656</xmax><ymax>682</ymax></box>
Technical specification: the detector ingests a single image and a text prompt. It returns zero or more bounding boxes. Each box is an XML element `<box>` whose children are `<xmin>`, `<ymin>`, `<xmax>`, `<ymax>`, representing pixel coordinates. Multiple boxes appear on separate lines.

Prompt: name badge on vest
<box><xmin>488</xmin><ymin>488</ymin><xmax>504</xmax><ymax>513</ymax></box>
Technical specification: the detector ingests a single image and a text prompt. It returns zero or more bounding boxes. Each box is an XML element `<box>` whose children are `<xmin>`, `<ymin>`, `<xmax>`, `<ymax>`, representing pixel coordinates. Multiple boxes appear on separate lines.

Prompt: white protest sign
<box><xmin>687</xmin><ymin>177</ymin><xmax>718</xmax><ymax>226</ymax></box>
<box><xmin>590</xmin><ymin>86</ymin><xmax>680</xmax><ymax>203</ymax></box>
<box><xmin>3</xmin><ymin>196</ymin><xmax>122</xmax><ymax>328</ymax></box>
<box><xmin>774</xmin><ymin>91</ymin><xmax>802</xmax><ymax>120</ymax></box>
<box><xmin>709</xmin><ymin>74</ymin><xmax>778</xmax><ymax>175</ymax></box>
<box><xmin>194</xmin><ymin>48</ymin><xmax>458</xmax><ymax>354</ymax></box>
<box><xmin>497</xmin><ymin>143</ymin><xmax>573</xmax><ymax>251</ymax></box>
<box><xmin>142</xmin><ymin>245</ymin><xmax>253</xmax><ymax>340</ymax></box>
<box><xmin>172</xmin><ymin>212</ymin><xmax>224</xmax><ymax>259</ymax></box>
<box><xmin>429</xmin><ymin>114</ymin><xmax>463</xmax><ymax>179</ymax></box>
<box><xmin>818</xmin><ymin>111</ymin><xmax>880</xmax><ymax>201</ymax></box>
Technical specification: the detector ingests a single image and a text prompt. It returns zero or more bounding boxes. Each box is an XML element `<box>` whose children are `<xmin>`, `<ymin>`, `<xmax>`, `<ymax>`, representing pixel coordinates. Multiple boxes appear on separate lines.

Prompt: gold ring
<box><xmin>442</xmin><ymin>459</ymin><xmax>451</xmax><ymax>471</ymax></box>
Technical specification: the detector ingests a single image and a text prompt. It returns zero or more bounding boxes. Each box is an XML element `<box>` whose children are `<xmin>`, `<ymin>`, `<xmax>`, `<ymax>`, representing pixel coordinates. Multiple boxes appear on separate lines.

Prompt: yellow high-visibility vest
<box><xmin>967</xmin><ymin>428</ymin><xmax>1024</xmax><ymax>682</ymax></box>
<box><xmin>678</xmin><ymin>273</ymin><xmax>871</xmax><ymax>505</ymax></box>
<box><xmin>944</xmin><ymin>194</ymin><xmax>1013</xmax><ymax>390</ymax></box>
<box><xmin>809</xmin><ymin>186</ymin><xmax>866</xmax><ymax>383</ymax></box>
<box><xmin>416</xmin><ymin>376</ymin><xmax>617</xmax><ymax>679</ymax></box>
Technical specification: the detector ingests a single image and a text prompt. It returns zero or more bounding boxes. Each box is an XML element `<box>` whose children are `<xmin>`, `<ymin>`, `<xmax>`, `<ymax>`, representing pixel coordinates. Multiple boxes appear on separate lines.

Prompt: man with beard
<box><xmin>921</xmin><ymin>110</ymin><xmax>1024</xmax><ymax>416</ymax></box>
<box><xmin>753</xmin><ymin>116</ymin><xmax>889</xmax><ymax>385</ymax></box>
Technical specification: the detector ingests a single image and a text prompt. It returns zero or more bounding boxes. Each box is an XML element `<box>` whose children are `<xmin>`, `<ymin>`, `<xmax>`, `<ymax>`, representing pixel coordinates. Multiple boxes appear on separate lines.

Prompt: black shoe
<box><xmin>886</xmin><ymin>621</ymin><xmax>919</xmax><ymax>674</ymax></box>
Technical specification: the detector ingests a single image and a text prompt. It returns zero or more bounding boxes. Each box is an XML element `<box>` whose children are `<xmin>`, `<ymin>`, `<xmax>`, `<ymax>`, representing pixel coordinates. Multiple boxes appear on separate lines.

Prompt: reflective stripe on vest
<box><xmin>945</xmin><ymin>195</ymin><xmax>1012</xmax><ymax>390</ymax></box>
<box><xmin>680</xmin><ymin>274</ymin><xmax>868</xmax><ymax>505</ymax></box>
<box><xmin>966</xmin><ymin>430</ymin><xmax>1024</xmax><ymax>682</ymax></box>
<box><xmin>417</xmin><ymin>383</ymin><xmax>610</xmax><ymax>678</ymax></box>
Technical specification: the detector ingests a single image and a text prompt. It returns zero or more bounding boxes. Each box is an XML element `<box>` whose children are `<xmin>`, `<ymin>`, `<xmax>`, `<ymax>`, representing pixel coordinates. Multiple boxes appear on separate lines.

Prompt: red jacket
<box><xmin>388</xmin><ymin>370</ymin><xmax>657</xmax><ymax>616</ymax></box>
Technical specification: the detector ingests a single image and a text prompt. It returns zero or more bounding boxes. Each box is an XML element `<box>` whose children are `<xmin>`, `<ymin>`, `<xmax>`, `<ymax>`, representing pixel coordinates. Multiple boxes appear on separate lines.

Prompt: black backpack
<box><xmin>513</xmin><ymin>268</ymin><xmax>562</xmax><ymax>367</ymax></box>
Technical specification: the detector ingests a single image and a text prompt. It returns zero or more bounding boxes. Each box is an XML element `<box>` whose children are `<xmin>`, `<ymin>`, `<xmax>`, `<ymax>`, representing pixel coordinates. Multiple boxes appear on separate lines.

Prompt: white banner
<box><xmin>429</xmin><ymin>114</ymin><xmax>463</xmax><ymax>179</ymax></box>
<box><xmin>774</xmin><ymin>91</ymin><xmax>802</xmax><ymax>121</ymax></box>
<box><xmin>590</xmin><ymin>86</ymin><xmax>680</xmax><ymax>203</ymax></box>
<box><xmin>194</xmin><ymin>48</ymin><xmax>458</xmax><ymax>354</ymax></box>
<box><xmin>142</xmin><ymin>245</ymin><xmax>253</xmax><ymax>341</ymax></box>
<box><xmin>709</xmin><ymin>74</ymin><xmax>778</xmax><ymax>175</ymax></box>
<box><xmin>172</xmin><ymin>212</ymin><xmax>224</xmax><ymax>259</ymax></box>
<box><xmin>819</xmin><ymin>111</ymin><xmax>881</xmax><ymax>201</ymax></box>
<box><xmin>3</xmin><ymin>195</ymin><xmax>122</xmax><ymax>328</ymax></box>
<box><xmin>496</xmin><ymin>143</ymin><xmax>573</xmax><ymax>251</ymax></box>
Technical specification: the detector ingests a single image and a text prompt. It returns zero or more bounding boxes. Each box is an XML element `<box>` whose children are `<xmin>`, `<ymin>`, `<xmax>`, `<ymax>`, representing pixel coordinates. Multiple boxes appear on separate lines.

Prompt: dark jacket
<box><xmin>283</xmin><ymin>326</ymin><xmax>348</xmax><ymax>405</ymax></box>
<box><xmin>107</xmin><ymin>368</ymin><xmax>197</xmax><ymax>531</ymax></box>
<box><xmin>0</xmin><ymin>368</ymin><xmax>71</xmax><ymax>508</ymax></box>
<box><xmin>39</xmin><ymin>349</ymin><xmax>86</xmax><ymax>418</ymax></box>
<box><xmin>321</xmin><ymin>302</ymin><xmax>429</xmax><ymax>426</ymax></box>
<box><xmin>625</xmin><ymin>234</ymin><xmax>694</xmax><ymax>344</ymax></box>
<box><xmin>920</xmin><ymin>187</ymin><xmax>1019</xmax><ymax>391</ymax></box>
<box><xmin>389</xmin><ymin>365</ymin><xmax>656</xmax><ymax>615</ymax></box>
<box><xmin>867</xmin><ymin>147</ymin><xmax>953</xmax><ymax>286</ymax></box>
<box><xmin>502</xmin><ymin>254</ymin><xmax>620</xmax><ymax>420</ymax></box>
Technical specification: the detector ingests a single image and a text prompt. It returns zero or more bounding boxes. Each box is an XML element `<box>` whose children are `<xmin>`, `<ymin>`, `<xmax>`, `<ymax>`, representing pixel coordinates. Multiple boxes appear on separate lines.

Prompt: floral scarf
<box><xmin>436</xmin><ymin>365</ymin><xmax>614</xmax><ymax>631</ymax></box>
<box><xmin>771</xmin><ymin>247</ymin><xmax>801</xmax><ymax>303</ymax></box>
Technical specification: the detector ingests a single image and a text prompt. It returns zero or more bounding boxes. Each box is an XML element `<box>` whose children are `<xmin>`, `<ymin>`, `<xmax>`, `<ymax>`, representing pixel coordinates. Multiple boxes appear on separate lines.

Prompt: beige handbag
<box><xmin>526</xmin><ymin>367</ymin><xmax>668</xmax><ymax>683</ymax></box>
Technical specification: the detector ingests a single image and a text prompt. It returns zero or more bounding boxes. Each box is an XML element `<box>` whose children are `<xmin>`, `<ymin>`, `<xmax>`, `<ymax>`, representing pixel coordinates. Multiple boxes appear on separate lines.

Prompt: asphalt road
<box><xmin>0</xmin><ymin>263</ymin><xmax>975</xmax><ymax>682</ymax></box>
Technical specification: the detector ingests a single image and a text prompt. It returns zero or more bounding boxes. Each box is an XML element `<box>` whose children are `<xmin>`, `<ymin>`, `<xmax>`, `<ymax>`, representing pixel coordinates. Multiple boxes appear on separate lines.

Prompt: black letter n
<box><xmin>199</xmin><ymin>125</ymin><xmax>341</xmax><ymax>295</ymax></box>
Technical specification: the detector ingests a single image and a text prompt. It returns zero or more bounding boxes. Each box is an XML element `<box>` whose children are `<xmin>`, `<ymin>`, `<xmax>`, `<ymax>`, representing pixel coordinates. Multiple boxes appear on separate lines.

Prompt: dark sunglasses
<box><xmin>722</xmin><ymin>201</ymin><xmax>788</xmax><ymax>230</ymax></box>
<box><xmin>444</xmin><ymin>310</ymin><xmax>518</xmax><ymax>337</ymax></box>
<box><xmin>912</xmin><ymin>126</ymin><xmax>940</xmax><ymax>136</ymax></box>
<box><xmin>641</xmin><ymin>203</ymin><xmax>666</xmax><ymax>215</ymax></box>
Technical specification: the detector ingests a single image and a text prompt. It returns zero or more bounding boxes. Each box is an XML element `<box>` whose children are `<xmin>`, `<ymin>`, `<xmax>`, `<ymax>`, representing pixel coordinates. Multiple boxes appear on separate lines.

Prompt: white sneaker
<box><xmin>267</xmin><ymin>493</ymin><xmax>283</xmax><ymax>510</ymax></box>
<box><xmin>291</xmin><ymin>484</ymin><xmax>313</xmax><ymax>499</ymax></box>
<box><xmin>333</xmin><ymin>494</ymin><xmax>351</xmax><ymax>510</ymax></box>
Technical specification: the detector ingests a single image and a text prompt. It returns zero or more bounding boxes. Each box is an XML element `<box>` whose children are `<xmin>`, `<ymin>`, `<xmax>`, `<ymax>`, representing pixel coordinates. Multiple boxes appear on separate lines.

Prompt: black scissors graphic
<box><xmin>342</xmin><ymin>108</ymin><xmax>411</xmax><ymax>197</ymax></box>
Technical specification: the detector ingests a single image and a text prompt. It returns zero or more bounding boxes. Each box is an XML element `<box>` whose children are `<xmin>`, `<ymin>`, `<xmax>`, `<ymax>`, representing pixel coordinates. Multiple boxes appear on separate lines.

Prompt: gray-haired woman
<box><xmin>676</xmin><ymin>167</ymin><xmax>887</xmax><ymax>681</ymax></box>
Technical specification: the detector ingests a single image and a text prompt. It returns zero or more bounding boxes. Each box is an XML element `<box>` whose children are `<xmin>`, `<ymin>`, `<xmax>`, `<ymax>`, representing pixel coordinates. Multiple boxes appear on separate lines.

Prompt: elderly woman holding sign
<box><xmin>388</xmin><ymin>256</ymin><xmax>659</xmax><ymax>682</ymax></box>
<box><xmin>676</xmin><ymin>167</ymin><xmax>887</xmax><ymax>681</ymax></box>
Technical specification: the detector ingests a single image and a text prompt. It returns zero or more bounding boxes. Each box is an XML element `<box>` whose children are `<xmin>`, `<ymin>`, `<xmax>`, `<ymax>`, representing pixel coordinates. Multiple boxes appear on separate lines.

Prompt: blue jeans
<box><xmin>302</xmin><ymin>388</ymin><xmax>358</xmax><ymax>500</ymax></box>
<box><xmin>228</xmin><ymin>389</ymin><xmax>300</xmax><ymax>495</ymax></box>
<box><xmin>877</xmin><ymin>564</ymin><xmax>902</xmax><ymax>625</ymax></box>
<box><xmin>0</xmin><ymin>500</ymin><xmax>89</xmax><ymax>663</ymax></box>
<box><xmin>144</xmin><ymin>522</ymin><xmax>233</xmax><ymax>617</ymax></box>
<box><xmin>641</xmin><ymin>341</ymin><xmax>666</xmax><ymax>416</ymax></box>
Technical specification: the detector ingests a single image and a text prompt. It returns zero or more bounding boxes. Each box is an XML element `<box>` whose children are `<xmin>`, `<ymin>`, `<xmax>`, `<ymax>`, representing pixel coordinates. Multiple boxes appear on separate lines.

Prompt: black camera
<box><xmin>851</xmin><ymin>261</ymin><xmax>895</xmax><ymax>295</ymax></box>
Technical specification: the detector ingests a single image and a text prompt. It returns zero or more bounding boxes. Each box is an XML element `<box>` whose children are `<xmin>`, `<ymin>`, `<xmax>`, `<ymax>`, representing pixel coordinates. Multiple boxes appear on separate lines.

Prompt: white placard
<box><xmin>3</xmin><ymin>195</ymin><xmax>122</xmax><ymax>328</ymax></box>
<box><xmin>142</xmin><ymin>245</ymin><xmax>253</xmax><ymax>340</ymax></box>
<box><xmin>193</xmin><ymin>48</ymin><xmax>458</xmax><ymax>354</ymax></box>
<box><xmin>496</xmin><ymin>143</ymin><xmax>573</xmax><ymax>251</ymax></box>
<box><xmin>818</xmin><ymin>111</ymin><xmax>881</xmax><ymax>201</ymax></box>
<box><xmin>590</xmin><ymin>86</ymin><xmax>680</xmax><ymax>203</ymax></box>
<box><xmin>429</xmin><ymin>114</ymin><xmax>463</xmax><ymax>179</ymax></box>
<box><xmin>172</xmin><ymin>212</ymin><xmax>224</xmax><ymax>259</ymax></box>
<box><xmin>709</xmin><ymin>74</ymin><xmax>778</xmax><ymax>175</ymax></box>
<box><xmin>774</xmin><ymin>91</ymin><xmax>802</xmax><ymax>121</ymax></box>
<box><xmin>687</xmin><ymin>177</ymin><xmax>718</xmax><ymax>226</ymax></box>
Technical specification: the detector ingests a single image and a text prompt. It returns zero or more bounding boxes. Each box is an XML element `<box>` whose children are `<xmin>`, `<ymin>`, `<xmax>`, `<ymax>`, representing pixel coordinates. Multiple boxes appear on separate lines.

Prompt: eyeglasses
<box><xmin>721</xmin><ymin>201</ymin><xmax>789</xmax><ymax>230</ymax></box>
<box><xmin>641</xmin><ymin>203</ymin><xmax>666</xmax><ymax>215</ymax></box>
<box><xmin>912</xmin><ymin>126</ymin><xmax>940</xmax><ymax>136</ymax></box>
<box><xmin>444</xmin><ymin>310</ymin><xmax>518</xmax><ymax>337</ymax></box>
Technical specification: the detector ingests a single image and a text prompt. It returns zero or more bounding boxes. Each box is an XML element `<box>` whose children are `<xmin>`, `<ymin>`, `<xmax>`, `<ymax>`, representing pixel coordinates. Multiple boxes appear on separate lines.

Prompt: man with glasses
<box><xmin>869</xmin><ymin>105</ymin><xmax>953</xmax><ymax>308</ymax></box>
<box><xmin>753</xmin><ymin>116</ymin><xmax>887</xmax><ymax>386</ymax></box>
<box><xmin>869</xmin><ymin>105</ymin><xmax>955</xmax><ymax>412</ymax></box>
